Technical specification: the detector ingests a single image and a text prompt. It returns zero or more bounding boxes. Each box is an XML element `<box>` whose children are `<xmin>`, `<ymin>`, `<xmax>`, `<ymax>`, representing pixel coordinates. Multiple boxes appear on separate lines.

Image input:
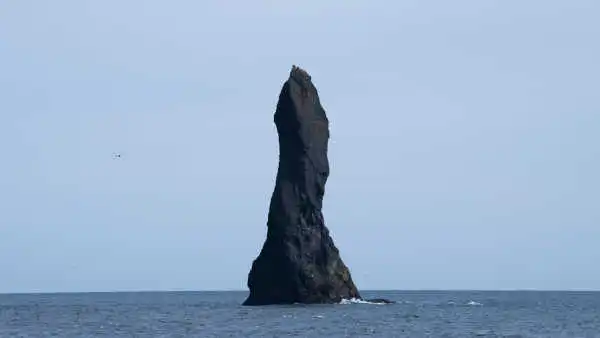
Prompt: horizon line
<box><xmin>2</xmin><ymin>288</ymin><xmax>600</xmax><ymax>296</ymax></box>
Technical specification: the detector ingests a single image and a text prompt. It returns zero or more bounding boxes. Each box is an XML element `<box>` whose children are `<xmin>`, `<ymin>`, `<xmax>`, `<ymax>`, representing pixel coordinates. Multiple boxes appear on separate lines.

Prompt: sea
<box><xmin>1</xmin><ymin>290</ymin><xmax>599</xmax><ymax>337</ymax></box>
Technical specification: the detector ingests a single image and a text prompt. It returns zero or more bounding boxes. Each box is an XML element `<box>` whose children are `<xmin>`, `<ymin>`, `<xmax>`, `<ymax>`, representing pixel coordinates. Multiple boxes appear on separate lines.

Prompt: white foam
<box><xmin>339</xmin><ymin>298</ymin><xmax>387</xmax><ymax>305</ymax></box>
<box><xmin>467</xmin><ymin>300</ymin><xmax>483</xmax><ymax>306</ymax></box>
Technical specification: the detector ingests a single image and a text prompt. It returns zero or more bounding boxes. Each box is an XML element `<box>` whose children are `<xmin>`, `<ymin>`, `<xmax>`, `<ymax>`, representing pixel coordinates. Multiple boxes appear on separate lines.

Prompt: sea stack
<box><xmin>243</xmin><ymin>65</ymin><xmax>361</xmax><ymax>305</ymax></box>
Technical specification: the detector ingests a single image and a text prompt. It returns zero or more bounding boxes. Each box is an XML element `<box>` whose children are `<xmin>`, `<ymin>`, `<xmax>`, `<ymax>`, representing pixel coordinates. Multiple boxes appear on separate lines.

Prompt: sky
<box><xmin>0</xmin><ymin>0</ymin><xmax>598</xmax><ymax>293</ymax></box>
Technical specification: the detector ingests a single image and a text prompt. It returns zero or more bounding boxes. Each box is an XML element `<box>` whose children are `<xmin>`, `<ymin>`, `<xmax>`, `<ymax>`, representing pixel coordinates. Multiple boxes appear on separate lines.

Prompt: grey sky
<box><xmin>1</xmin><ymin>0</ymin><xmax>598</xmax><ymax>293</ymax></box>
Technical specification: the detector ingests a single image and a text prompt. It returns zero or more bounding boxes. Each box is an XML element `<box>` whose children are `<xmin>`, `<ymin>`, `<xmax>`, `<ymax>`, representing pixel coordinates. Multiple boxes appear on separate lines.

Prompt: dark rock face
<box><xmin>243</xmin><ymin>66</ymin><xmax>361</xmax><ymax>306</ymax></box>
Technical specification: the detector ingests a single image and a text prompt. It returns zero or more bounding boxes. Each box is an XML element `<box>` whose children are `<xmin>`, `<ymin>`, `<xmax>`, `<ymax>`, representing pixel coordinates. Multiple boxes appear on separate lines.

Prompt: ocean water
<box><xmin>1</xmin><ymin>290</ymin><xmax>599</xmax><ymax>337</ymax></box>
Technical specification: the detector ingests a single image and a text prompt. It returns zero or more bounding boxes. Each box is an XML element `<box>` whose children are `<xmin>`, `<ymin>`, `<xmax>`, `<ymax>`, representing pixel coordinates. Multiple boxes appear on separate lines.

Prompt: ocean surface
<box><xmin>1</xmin><ymin>290</ymin><xmax>599</xmax><ymax>337</ymax></box>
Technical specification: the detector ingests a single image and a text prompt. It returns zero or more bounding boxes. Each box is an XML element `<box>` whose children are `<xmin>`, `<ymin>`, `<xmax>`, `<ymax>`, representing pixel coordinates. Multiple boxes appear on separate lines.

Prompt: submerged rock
<box><xmin>365</xmin><ymin>298</ymin><xmax>396</xmax><ymax>304</ymax></box>
<box><xmin>243</xmin><ymin>65</ymin><xmax>361</xmax><ymax>305</ymax></box>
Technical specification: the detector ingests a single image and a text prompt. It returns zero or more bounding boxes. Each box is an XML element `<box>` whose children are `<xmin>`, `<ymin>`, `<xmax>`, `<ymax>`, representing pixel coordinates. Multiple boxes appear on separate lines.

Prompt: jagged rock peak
<box><xmin>290</xmin><ymin>64</ymin><xmax>312</xmax><ymax>87</ymax></box>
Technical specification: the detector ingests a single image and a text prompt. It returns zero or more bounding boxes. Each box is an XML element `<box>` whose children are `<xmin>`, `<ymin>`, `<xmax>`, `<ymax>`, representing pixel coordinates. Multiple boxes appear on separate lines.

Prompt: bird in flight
<box><xmin>112</xmin><ymin>153</ymin><xmax>122</xmax><ymax>159</ymax></box>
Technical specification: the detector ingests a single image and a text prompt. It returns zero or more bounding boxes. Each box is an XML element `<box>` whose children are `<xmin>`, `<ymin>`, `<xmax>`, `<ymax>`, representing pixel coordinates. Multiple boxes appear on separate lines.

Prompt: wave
<box><xmin>446</xmin><ymin>300</ymin><xmax>483</xmax><ymax>306</ymax></box>
<box><xmin>339</xmin><ymin>298</ymin><xmax>389</xmax><ymax>305</ymax></box>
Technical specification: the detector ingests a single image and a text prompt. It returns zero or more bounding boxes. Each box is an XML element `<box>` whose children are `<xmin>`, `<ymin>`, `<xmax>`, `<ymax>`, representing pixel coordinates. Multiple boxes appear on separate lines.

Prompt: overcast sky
<box><xmin>1</xmin><ymin>0</ymin><xmax>598</xmax><ymax>293</ymax></box>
